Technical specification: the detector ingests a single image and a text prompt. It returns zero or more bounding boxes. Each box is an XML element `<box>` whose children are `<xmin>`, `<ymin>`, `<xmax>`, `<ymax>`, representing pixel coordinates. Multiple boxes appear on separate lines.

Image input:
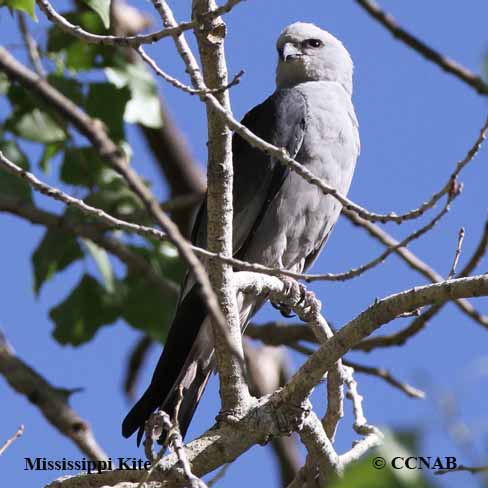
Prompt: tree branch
<box><xmin>279</xmin><ymin>274</ymin><xmax>488</xmax><ymax>406</ymax></box>
<box><xmin>34</xmin><ymin>0</ymin><xmax>244</xmax><ymax>48</ymax></box>
<box><xmin>46</xmin><ymin>271</ymin><xmax>488</xmax><ymax>487</ymax></box>
<box><xmin>343</xmin><ymin>359</ymin><xmax>425</xmax><ymax>399</ymax></box>
<box><xmin>0</xmin><ymin>47</ymin><xmax>225</xmax><ymax>334</ymax></box>
<box><xmin>0</xmin><ymin>195</ymin><xmax>179</xmax><ymax>298</ymax></box>
<box><xmin>140</xmin><ymin>23</ymin><xmax>488</xmax><ymax>226</ymax></box>
<box><xmin>151</xmin><ymin>0</ymin><xmax>250</xmax><ymax>411</ymax></box>
<box><xmin>354</xmin><ymin>0</ymin><xmax>488</xmax><ymax>95</ymax></box>
<box><xmin>0</xmin><ymin>332</ymin><xmax>107</xmax><ymax>461</ymax></box>
<box><xmin>0</xmin><ymin>424</ymin><xmax>24</xmax><ymax>456</ymax></box>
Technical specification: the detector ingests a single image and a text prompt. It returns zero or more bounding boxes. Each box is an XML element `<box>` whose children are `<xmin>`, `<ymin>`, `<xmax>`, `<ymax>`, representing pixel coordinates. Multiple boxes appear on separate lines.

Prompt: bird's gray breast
<box><xmin>242</xmin><ymin>81</ymin><xmax>359</xmax><ymax>272</ymax></box>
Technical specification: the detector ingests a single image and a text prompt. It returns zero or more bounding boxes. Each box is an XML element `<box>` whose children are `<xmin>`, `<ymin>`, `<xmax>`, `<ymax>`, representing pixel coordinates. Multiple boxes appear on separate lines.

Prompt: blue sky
<box><xmin>1</xmin><ymin>1</ymin><xmax>488</xmax><ymax>487</ymax></box>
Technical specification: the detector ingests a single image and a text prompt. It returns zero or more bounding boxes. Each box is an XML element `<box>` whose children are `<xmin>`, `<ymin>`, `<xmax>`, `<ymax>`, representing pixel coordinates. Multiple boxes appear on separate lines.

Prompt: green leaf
<box><xmin>330</xmin><ymin>430</ymin><xmax>436</xmax><ymax>488</ymax></box>
<box><xmin>119</xmin><ymin>271</ymin><xmax>176</xmax><ymax>342</ymax></box>
<box><xmin>82</xmin><ymin>0</ymin><xmax>111</xmax><ymax>29</ymax></box>
<box><xmin>65</xmin><ymin>41</ymin><xmax>101</xmax><ymax>72</ymax></box>
<box><xmin>116</xmin><ymin>243</ymin><xmax>183</xmax><ymax>341</ymax></box>
<box><xmin>50</xmin><ymin>274</ymin><xmax>120</xmax><ymax>345</ymax></box>
<box><xmin>38</xmin><ymin>142</ymin><xmax>63</xmax><ymax>173</ymax></box>
<box><xmin>0</xmin><ymin>139</ymin><xmax>32</xmax><ymax>202</ymax></box>
<box><xmin>4</xmin><ymin>0</ymin><xmax>37</xmax><ymax>20</ymax></box>
<box><xmin>47</xmin><ymin>75</ymin><xmax>84</xmax><ymax>106</ymax></box>
<box><xmin>0</xmin><ymin>72</ymin><xmax>9</xmax><ymax>95</ymax></box>
<box><xmin>6</xmin><ymin>83</ymin><xmax>37</xmax><ymax>112</ymax></box>
<box><xmin>85</xmin><ymin>169</ymin><xmax>143</xmax><ymax>217</ymax></box>
<box><xmin>46</xmin><ymin>11</ymin><xmax>119</xmax><ymax>72</ymax></box>
<box><xmin>105</xmin><ymin>62</ymin><xmax>162</xmax><ymax>128</ymax></box>
<box><xmin>6</xmin><ymin>108</ymin><xmax>66</xmax><ymax>143</ymax></box>
<box><xmin>60</xmin><ymin>146</ymin><xmax>104</xmax><ymax>187</ymax></box>
<box><xmin>32</xmin><ymin>228</ymin><xmax>84</xmax><ymax>294</ymax></box>
<box><xmin>153</xmin><ymin>241</ymin><xmax>185</xmax><ymax>284</ymax></box>
<box><xmin>86</xmin><ymin>82</ymin><xmax>131</xmax><ymax>139</ymax></box>
<box><xmin>82</xmin><ymin>239</ymin><xmax>115</xmax><ymax>293</ymax></box>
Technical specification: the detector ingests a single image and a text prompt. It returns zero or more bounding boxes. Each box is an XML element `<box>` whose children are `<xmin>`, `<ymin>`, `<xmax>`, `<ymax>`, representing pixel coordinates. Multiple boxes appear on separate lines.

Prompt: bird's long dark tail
<box><xmin>122</xmin><ymin>285</ymin><xmax>212</xmax><ymax>445</ymax></box>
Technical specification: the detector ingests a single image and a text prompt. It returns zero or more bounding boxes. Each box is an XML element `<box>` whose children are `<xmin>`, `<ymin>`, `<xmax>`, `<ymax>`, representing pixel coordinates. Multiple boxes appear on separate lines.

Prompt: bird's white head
<box><xmin>275</xmin><ymin>22</ymin><xmax>353</xmax><ymax>95</ymax></box>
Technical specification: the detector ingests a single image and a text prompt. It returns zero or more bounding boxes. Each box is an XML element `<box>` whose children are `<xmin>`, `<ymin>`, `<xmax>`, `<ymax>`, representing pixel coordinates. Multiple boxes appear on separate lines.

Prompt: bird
<box><xmin>122</xmin><ymin>21</ymin><xmax>360</xmax><ymax>445</ymax></box>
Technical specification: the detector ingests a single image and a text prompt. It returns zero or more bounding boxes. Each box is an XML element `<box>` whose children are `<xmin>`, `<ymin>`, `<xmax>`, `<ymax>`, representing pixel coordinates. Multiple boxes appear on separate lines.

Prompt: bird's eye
<box><xmin>305</xmin><ymin>39</ymin><xmax>323</xmax><ymax>48</ymax></box>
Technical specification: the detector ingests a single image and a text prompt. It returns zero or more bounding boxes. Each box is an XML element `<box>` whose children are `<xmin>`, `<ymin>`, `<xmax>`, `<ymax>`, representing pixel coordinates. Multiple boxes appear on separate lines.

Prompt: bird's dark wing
<box><xmin>191</xmin><ymin>88</ymin><xmax>308</xmax><ymax>259</ymax></box>
<box><xmin>122</xmin><ymin>89</ymin><xmax>308</xmax><ymax>443</ymax></box>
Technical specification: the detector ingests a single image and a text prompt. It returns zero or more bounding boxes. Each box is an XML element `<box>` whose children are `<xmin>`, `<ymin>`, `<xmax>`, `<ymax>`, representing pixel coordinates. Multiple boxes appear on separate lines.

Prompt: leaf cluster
<box><xmin>0</xmin><ymin>2</ymin><xmax>180</xmax><ymax>346</ymax></box>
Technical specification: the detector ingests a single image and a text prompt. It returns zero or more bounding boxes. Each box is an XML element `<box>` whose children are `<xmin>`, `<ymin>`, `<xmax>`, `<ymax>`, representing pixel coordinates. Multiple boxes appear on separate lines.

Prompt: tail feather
<box><xmin>122</xmin><ymin>285</ymin><xmax>208</xmax><ymax>442</ymax></box>
<box><xmin>122</xmin><ymin>287</ymin><xmax>262</xmax><ymax>445</ymax></box>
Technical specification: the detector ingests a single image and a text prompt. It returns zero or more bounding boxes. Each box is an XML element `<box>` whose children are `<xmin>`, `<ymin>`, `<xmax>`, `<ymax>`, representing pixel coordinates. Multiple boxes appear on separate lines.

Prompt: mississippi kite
<box><xmin>122</xmin><ymin>22</ymin><xmax>360</xmax><ymax>444</ymax></box>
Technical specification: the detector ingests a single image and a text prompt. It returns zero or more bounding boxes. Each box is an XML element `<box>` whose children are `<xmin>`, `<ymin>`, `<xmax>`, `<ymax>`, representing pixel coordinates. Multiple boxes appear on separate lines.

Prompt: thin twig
<box><xmin>283</xmin><ymin>342</ymin><xmax>426</xmax><ymax>399</ymax></box>
<box><xmin>0</xmin><ymin>425</ymin><xmax>25</xmax><ymax>456</ymax></box>
<box><xmin>140</xmin><ymin>21</ymin><xmax>488</xmax><ymax>226</ymax></box>
<box><xmin>339</xmin><ymin>366</ymin><xmax>383</xmax><ymax>466</ymax></box>
<box><xmin>0</xmin><ymin>333</ymin><xmax>107</xmax><ymax>461</ymax></box>
<box><xmin>307</xmin><ymin>191</ymin><xmax>457</xmax><ymax>282</ymax></box>
<box><xmin>448</xmin><ymin>227</ymin><xmax>465</xmax><ymax>279</ymax></box>
<box><xmin>354</xmin><ymin>303</ymin><xmax>443</xmax><ymax>352</ymax></box>
<box><xmin>45</xmin><ymin>272</ymin><xmax>488</xmax><ymax>487</ymax></box>
<box><xmin>279</xmin><ymin>273</ymin><xmax>488</xmax><ymax>406</ymax></box>
<box><xmin>138</xmin><ymin>46</ymin><xmax>243</xmax><ymax>95</ymax></box>
<box><xmin>343</xmin><ymin>359</ymin><xmax>425</xmax><ymax>399</ymax></box>
<box><xmin>17</xmin><ymin>12</ymin><xmax>46</xmax><ymax>77</ymax></box>
<box><xmin>460</xmin><ymin>217</ymin><xmax>488</xmax><ymax>277</ymax></box>
<box><xmin>348</xmin><ymin>210</ymin><xmax>488</xmax><ymax>335</ymax></box>
<box><xmin>435</xmin><ymin>464</ymin><xmax>488</xmax><ymax>476</ymax></box>
<box><xmin>0</xmin><ymin>48</ymin><xmax>225</xmax><ymax>334</ymax></box>
<box><xmin>354</xmin><ymin>0</ymin><xmax>488</xmax><ymax>95</ymax></box>
<box><xmin>34</xmin><ymin>0</ymin><xmax>244</xmax><ymax>48</ymax></box>
<box><xmin>355</xmin><ymin>217</ymin><xmax>488</xmax><ymax>351</ymax></box>
<box><xmin>0</xmin><ymin>195</ymin><xmax>179</xmax><ymax>298</ymax></box>
<box><xmin>153</xmin><ymin>0</ymin><xmax>251</xmax><ymax>411</ymax></box>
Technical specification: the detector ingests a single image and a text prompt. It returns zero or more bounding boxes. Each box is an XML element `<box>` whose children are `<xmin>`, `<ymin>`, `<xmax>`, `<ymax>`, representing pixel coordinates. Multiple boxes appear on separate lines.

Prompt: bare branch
<box><xmin>342</xmin><ymin>359</ymin><xmax>425</xmax><ymax>399</ymax></box>
<box><xmin>448</xmin><ymin>227</ymin><xmax>465</xmax><ymax>279</ymax></box>
<box><xmin>435</xmin><ymin>464</ymin><xmax>488</xmax><ymax>476</ymax></box>
<box><xmin>17</xmin><ymin>12</ymin><xmax>46</xmax><ymax>77</ymax></box>
<box><xmin>460</xmin><ymin>217</ymin><xmax>488</xmax><ymax>277</ymax></box>
<box><xmin>244</xmin><ymin>342</ymin><xmax>301</xmax><ymax>485</ymax></box>
<box><xmin>354</xmin><ymin>0</ymin><xmax>488</xmax><ymax>95</ymax></box>
<box><xmin>147</xmin><ymin>410</ymin><xmax>209</xmax><ymax>488</ymax></box>
<box><xmin>0</xmin><ymin>48</ymin><xmax>225</xmax><ymax>333</ymax></box>
<box><xmin>298</xmin><ymin>410</ymin><xmax>342</xmax><ymax>483</ymax></box>
<box><xmin>142</xmin><ymin>25</ymin><xmax>488</xmax><ymax>226</ymax></box>
<box><xmin>251</xmin><ymin>330</ymin><xmax>426</xmax><ymax>399</ymax></box>
<box><xmin>46</xmin><ymin>272</ymin><xmax>488</xmax><ymax>487</ymax></box>
<box><xmin>323</xmin><ymin>365</ymin><xmax>345</xmax><ymax>443</ymax></box>
<box><xmin>34</xmin><ymin>0</ymin><xmax>244</xmax><ymax>47</ymax></box>
<box><xmin>339</xmin><ymin>366</ymin><xmax>383</xmax><ymax>467</ymax></box>
<box><xmin>152</xmin><ymin>0</ymin><xmax>250</xmax><ymax>411</ymax></box>
<box><xmin>0</xmin><ymin>425</ymin><xmax>24</xmax><ymax>456</ymax></box>
<box><xmin>279</xmin><ymin>274</ymin><xmax>488</xmax><ymax>406</ymax></box>
<box><xmin>0</xmin><ymin>333</ymin><xmax>107</xmax><ymax>461</ymax></box>
<box><xmin>347</xmin><ymin>210</ymin><xmax>488</xmax><ymax>334</ymax></box>
<box><xmin>246</xmin><ymin>322</ymin><xmax>315</xmax><ymax>345</ymax></box>
<box><xmin>355</xmin><ymin>217</ymin><xmax>488</xmax><ymax>352</ymax></box>
<box><xmin>138</xmin><ymin>46</ymin><xmax>243</xmax><ymax>96</ymax></box>
<box><xmin>0</xmin><ymin>195</ymin><xmax>179</xmax><ymax>298</ymax></box>
<box><xmin>355</xmin><ymin>303</ymin><xmax>443</xmax><ymax>352</ymax></box>
<box><xmin>310</xmin><ymin>191</ymin><xmax>456</xmax><ymax>282</ymax></box>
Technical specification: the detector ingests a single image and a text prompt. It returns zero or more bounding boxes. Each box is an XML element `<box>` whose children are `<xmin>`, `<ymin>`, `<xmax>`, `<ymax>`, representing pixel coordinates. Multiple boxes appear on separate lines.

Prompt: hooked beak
<box><xmin>282</xmin><ymin>42</ymin><xmax>302</xmax><ymax>62</ymax></box>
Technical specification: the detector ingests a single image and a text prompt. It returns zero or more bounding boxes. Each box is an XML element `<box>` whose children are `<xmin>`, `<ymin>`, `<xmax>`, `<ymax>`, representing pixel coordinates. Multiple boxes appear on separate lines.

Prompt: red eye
<box><xmin>306</xmin><ymin>39</ymin><xmax>322</xmax><ymax>48</ymax></box>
